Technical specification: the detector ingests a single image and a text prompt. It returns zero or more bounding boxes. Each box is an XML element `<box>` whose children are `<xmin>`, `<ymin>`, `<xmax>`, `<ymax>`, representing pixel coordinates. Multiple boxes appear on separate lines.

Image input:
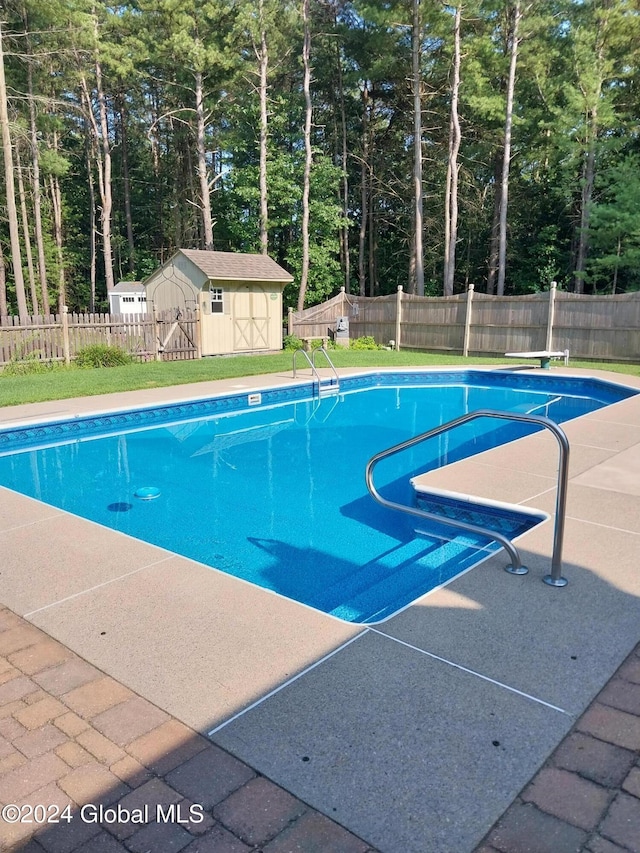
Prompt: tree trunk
<box><xmin>336</xmin><ymin>37</ymin><xmax>350</xmax><ymax>291</ymax></box>
<box><xmin>85</xmin><ymin>121</ymin><xmax>97</xmax><ymax>312</ymax></box>
<box><xmin>0</xmin><ymin>23</ymin><xmax>28</xmax><ymax>317</ymax></box>
<box><xmin>80</xmin><ymin>37</ymin><xmax>115</xmax><ymax>295</ymax></box>
<box><xmin>49</xmin><ymin>171</ymin><xmax>65</xmax><ymax>309</ymax></box>
<box><xmin>367</xmin><ymin>89</ymin><xmax>377</xmax><ymax>296</ymax></box>
<box><xmin>148</xmin><ymin>83</ymin><xmax>163</xmax><ymax>254</ymax></box>
<box><xmin>27</xmin><ymin>63</ymin><xmax>50</xmax><ymax>314</ymax></box>
<box><xmin>368</xmin><ymin>128</ymin><xmax>376</xmax><ymax>296</ymax></box>
<box><xmin>47</xmin><ymin>123</ymin><xmax>65</xmax><ymax>308</ymax></box>
<box><xmin>15</xmin><ymin>141</ymin><xmax>39</xmax><ymax>314</ymax></box>
<box><xmin>258</xmin><ymin>0</ymin><xmax>269</xmax><ymax>255</ymax></box>
<box><xmin>496</xmin><ymin>1</ymin><xmax>522</xmax><ymax>297</ymax></box>
<box><xmin>118</xmin><ymin>98</ymin><xmax>136</xmax><ymax>274</ymax></box>
<box><xmin>486</xmin><ymin>151</ymin><xmax>502</xmax><ymax>294</ymax></box>
<box><xmin>297</xmin><ymin>0</ymin><xmax>312</xmax><ymax>311</ymax></box>
<box><xmin>195</xmin><ymin>70</ymin><xmax>215</xmax><ymax>251</ymax></box>
<box><xmin>412</xmin><ymin>0</ymin><xmax>424</xmax><ymax>296</ymax></box>
<box><xmin>574</xmin><ymin>102</ymin><xmax>598</xmax><ymax>294</ymax></box>
<box><xmin>444</xmin><ymin>4</ymin><xmax>462</xmax><ymax>297</ymax></box>
<box><xmin>0</xmin><ymin>242</ymin><xmax>7</xmax><ymax>317</ymax></box>
<box><xmin>93</xmin><ymin>38</ymin><xmax>115</xmax><ymax>293</ymax></box>
<box><xmin>358</xmin><ymin>84</ymin><xmax>369</xmax><ymax>297</ymax></box>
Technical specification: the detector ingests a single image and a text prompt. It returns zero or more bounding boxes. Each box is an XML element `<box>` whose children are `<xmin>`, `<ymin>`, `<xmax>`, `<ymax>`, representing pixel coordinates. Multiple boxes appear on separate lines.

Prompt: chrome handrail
<box><xmin>311</xmin><ymin>346</ymin><xmax>340</xmax><ymax>394</ymax></box>
<box><xmin>292</xmin><ymin>349</ymin><xmax>321</xmax><ymax>393</ymax></box>
<box><xmin>365</xmin><ymin>409</ymin><xmax>570</xmax><ymax>586</ymax></box>
<box><xmin>311</xmin><ymin>346</ymin><xmax>340</xmax><ymax>392</ymax></box>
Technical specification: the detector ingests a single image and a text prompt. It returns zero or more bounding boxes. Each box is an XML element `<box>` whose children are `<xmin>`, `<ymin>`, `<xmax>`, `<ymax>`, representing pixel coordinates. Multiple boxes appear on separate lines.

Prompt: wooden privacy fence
<box><xmin>0</xmin><ymin>309</ymin><xmax>199</xmax><ymax>366</ymax></box>
<box><xmin>290</xmin><ymin>285</ymin><xmax>640</xmax><ymax>363</ymax></box>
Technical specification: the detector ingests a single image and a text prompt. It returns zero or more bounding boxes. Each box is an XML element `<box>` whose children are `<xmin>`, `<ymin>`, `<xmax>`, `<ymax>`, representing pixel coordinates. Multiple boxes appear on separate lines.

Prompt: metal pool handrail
<box><xmin>292</xmin><ymin>348</ymin><xmax>321</xmax><ymax>388</ymax></box>
<box><xmin>311</xmin><ymin>346</ymin><xmax>340</xmax><ymax>392</ymax></box>
<box><xmin>365</xmin><ymin>409</ymin><xmax>570</xmax><ymax>587</ymax></box>
<box><xmin>292</xmin><ymin>347</ymin><xmax>340</xmax><ymax>396</ymax></box>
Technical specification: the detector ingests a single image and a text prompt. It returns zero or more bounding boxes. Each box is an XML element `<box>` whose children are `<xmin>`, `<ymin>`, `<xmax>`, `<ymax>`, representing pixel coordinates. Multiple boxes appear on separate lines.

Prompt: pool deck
<box><xmin>1</xmin><ymin>364</ymin><xmax>639</xmax><ymax>852</ymax></box>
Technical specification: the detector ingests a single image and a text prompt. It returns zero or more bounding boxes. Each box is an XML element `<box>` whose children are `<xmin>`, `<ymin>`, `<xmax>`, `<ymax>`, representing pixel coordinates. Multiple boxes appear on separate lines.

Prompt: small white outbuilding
<box><xmin>108</xmin><ymin>281</ymin><xmax>147</xmax><ymax>315</ymax></box>
<box><xmin>143</xmin><ymin>249</ymin><xmax>293</xmax><ymax>356</ymax></box>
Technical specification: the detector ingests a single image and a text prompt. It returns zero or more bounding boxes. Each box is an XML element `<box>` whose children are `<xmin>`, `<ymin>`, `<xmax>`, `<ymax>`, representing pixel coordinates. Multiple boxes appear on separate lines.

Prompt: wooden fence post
<box><xmin>463</xmin><ymin>283</ymin><xmax>474</xmax><ymax>357</ymax></box>
<box><xmin>195</xmin><ymin>305</ymin><xmax>202</xmax><ymax>358</ymax></box>
<box><xmin>288</xmin><ymin>306</ymin><xmax>293</xmax><ymax>336</ymax></box>
<box><xmin>152</xmin><ymin>307</ymin><xmax>161</xmax><ymax>361</ymax></box>
<box><xmin>395</xmin><ymin>286</ymin><xmax>403</xmax><ymax>350</ymax></box>
<box><xmin>61</xmin><ymin>305</ymin><xmax>70</xmax><ymax>365</ymax></box>
<box><xmin>546</xmin><ymin>281</ymin><xmax>557</xmax><ymax>351</ymax></box>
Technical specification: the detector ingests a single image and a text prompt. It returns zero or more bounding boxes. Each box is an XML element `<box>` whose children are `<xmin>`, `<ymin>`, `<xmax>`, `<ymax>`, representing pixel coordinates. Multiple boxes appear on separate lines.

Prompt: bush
<box><xmin>283</xmin><ymin>334</ymin><xmax>304</xmax><ymax>350</ymax></box>
<box><xmin>75</xmin><ymin>344</ymin><xmax>132</xmax><ymax>368</ymax></box>
<box><xmin>349</xmin><ymin>335</ymin><xmax>382</xmax><ymax>350</ymax></box>
<box><xmin>1</xmin><ymin>354</ymin><xmax>59</xmax><ymax>376</ymax></box>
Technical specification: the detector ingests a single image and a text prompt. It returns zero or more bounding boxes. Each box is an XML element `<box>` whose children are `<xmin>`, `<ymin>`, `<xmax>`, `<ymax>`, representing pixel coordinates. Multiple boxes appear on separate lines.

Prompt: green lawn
<box><xmin>1</xmin><ymin>350</ymin><xmax>638</xmax><ymax>408</ymax></box>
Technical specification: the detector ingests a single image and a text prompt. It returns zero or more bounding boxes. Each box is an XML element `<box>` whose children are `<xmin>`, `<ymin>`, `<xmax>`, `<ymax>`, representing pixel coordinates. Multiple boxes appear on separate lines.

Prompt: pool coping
<box><xmin>1</xmin><ymin>363</ymin><xmax>640</xmax><ymax>852</ymax></box>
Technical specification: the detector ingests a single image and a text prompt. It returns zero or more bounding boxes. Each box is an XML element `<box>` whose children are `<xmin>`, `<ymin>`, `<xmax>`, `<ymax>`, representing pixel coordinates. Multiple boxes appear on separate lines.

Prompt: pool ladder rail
<box><xmin>292</xmin><ymin>347</ymin><xmax>340</xmax><ymax>397</ymax></box>
<box><xmin>365</xmin><ymin>409</ymin><xmax>570</xmax><ymax>588</ymax></box>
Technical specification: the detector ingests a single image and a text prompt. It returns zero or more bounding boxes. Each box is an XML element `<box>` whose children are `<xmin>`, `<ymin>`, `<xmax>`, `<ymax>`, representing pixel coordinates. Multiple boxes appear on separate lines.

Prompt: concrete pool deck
<box><xmin>0</xmin><ymin>365</ymin><xmax>639</xmax><ymax>851</ymax></box>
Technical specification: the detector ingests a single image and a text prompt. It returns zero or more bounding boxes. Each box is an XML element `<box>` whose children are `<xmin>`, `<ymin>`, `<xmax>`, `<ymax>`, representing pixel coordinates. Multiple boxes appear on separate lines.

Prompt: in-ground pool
<box><xmin>0</xmin><ymin>370</ymin><xmax>635</xmax><ymax>622</ymax></box>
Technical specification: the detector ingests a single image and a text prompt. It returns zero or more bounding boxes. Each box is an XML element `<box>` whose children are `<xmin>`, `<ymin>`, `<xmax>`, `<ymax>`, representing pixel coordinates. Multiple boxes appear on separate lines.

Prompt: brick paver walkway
<box><xmin>476</xmin><ymin>644</ymin><xmax>640</xmax><ymax>853</ymax></box>
<box><xmin>0</xmin><ymin>607</ymin><xmax>377</xmax><ymax>853</ymax></box>
<box><xmin>2</xmin><ymin>603</ymin><xmax>639</xmax><ymax>853</ymax></box>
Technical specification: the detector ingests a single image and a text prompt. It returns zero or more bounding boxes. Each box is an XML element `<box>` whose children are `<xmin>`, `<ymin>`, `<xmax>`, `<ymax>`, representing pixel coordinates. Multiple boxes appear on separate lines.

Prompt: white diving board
<box><xmin>504</xmin><ymin>349</ymin><xmax>569</xmax><ymax>369</ymax></box>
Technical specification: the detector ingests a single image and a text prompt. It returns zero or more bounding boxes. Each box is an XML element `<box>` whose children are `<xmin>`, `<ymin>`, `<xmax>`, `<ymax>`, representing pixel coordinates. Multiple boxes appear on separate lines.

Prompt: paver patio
<box><xmin>0</xmin><ymin>610</ymin><xmax>639</xmax><ymax>851</ymax></box>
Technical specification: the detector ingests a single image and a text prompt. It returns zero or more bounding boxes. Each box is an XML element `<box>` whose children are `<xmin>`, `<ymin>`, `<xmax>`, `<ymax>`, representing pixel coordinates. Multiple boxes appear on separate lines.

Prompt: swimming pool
<box><xmin>0</xmin><ymin>370</ymin><xmax>635</xmax><ymax>623</ymax></box>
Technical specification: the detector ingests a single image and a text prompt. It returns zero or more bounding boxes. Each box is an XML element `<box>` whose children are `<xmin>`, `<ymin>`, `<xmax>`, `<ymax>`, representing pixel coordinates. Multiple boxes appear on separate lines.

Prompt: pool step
<box><xmin>328</xmin><ymin>534</ymin><xmax>493</xmax><ymax>623</ymax></box>
<box><xmin>410</xmin><ymin>483</ymin><xmax>546</xmax><ymax>541</ymax></box>
<box><xmin>327</xmin><ymin>490</ymin><xmax>546</xmax><ymax>623</ymax></box>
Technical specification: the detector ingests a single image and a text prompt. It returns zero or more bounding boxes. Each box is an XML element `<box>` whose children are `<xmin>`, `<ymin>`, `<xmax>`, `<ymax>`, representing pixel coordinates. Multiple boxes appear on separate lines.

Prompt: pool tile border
<box><xmin>1</xmin><ymin>369</ymin><xmax>635</xmax><ymax>455</ymax></box>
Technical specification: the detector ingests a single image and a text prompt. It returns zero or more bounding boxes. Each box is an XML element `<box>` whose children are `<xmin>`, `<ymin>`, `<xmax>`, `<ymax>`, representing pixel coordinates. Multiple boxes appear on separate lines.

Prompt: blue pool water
<box><xmin>0</xmin><ymin>370</ymin><xmax>635</xmax><ymax>622</ymax></box>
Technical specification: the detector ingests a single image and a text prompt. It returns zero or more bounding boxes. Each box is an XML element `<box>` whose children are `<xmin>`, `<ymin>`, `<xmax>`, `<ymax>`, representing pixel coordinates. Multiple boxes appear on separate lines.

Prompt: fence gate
<box><xmin>156</xmin><ymin>309</ymin><xmax>199</xmax><ymax>360</ymax></box>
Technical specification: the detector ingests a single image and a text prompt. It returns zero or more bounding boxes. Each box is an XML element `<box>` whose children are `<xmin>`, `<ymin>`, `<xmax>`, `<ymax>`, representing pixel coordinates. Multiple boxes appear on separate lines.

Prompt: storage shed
<box><xmin>108</xmin><ymin>281</ymin><xmax>147</xmax><ymax>315</ymax></box>
<box><xmin>144</xmin><ymin>249</ymin><xmax>293</xmax><ymax>356</ymax></box>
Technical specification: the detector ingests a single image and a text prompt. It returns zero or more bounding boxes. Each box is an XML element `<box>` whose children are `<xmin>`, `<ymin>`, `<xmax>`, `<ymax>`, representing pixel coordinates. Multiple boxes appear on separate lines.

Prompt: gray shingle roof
<box><xmin>113</xmin><ymin>281</ymin><xmax>144</xmax><ymax>293</ymax></box>
<box><xmin>179</xmin><ymin>249</ymin><xmax>293</xmax><ymax>283</ymax></box>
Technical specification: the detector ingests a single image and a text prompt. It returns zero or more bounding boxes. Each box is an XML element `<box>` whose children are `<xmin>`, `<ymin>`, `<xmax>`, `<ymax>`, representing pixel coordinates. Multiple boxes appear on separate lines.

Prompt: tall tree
<box><xmin>496</xmin><ymin>0</ymin><xmax>523</xmax><ymax>296</ymax></box>
<box><xmin>78</xmin><ymin>7</ymin><xmax>116</xmax><ymax>295</ymax></box>
<box><xmin>25</xmin><ymin>43</ymin><xmax>50</xmax><ymax>313</ymax></box>
<box><xmin>568</xmin><ymin>0</ymin><xmax>634</xmax><ymax>293</ymax></box>
<box><xmin>257</xmin><ymin>0</ymin><xmax>269</xmax><ymax>254</ymax></box>
<box><xmin>412</xmin><ymin>0</ymin><xmax>424</xmax><ymax>296</ymax></box>
<box><xmin>0</xmin><ymin>22</ymin><xmax>28</xmax><ymax>317</ymax></box>
<box><xmin>15</xmin><ymin>140</ymin><xmax>38</xmax><ymax>313</ymax></box>
<box><xmin>0</xmin><ymin>242</ymin><xmax>7</xmax><ymax>316</ymax></box>
<box><xmin>298</xmin><ymin>0</ymin><xmax>313</xmax><ymax>310</ymax></box>
<box><xmin>443</xmin><ymin>4</ymin><xmax>462</xmax><ymax>297</ymax></box>
<box><xmin>587</xmin><ymin>155</ymin><xmax>640</xmax><ymax>293</ymax></box>
<box><xmin>139</xmin><ymin>0</ymin><xmax>237</xmax><ymax>252</ymax></box>
<box><xmin>48</xmin><ymin>127</ymin><xmax>66</xmax><ymax>308</ymax></box>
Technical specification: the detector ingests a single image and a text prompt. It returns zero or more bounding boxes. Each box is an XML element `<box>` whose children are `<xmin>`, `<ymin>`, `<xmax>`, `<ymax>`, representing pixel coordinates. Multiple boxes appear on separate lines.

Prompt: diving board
<box><xmin>504</xmin><ymin>349</ymin><xmax>569</xmax><ymax>369</ymax></box>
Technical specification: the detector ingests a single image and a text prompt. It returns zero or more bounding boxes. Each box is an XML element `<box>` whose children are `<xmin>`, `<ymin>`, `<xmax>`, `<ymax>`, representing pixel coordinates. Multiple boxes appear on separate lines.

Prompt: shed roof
<box><xmin>112</xmin><ymin>281</ymin><xmax>144</xmax><ymax>293</ymax></box>
<box><xmin>179</xmin><ymin>249</ymin><xmax>293</xmax><ymax>283</ymax></box>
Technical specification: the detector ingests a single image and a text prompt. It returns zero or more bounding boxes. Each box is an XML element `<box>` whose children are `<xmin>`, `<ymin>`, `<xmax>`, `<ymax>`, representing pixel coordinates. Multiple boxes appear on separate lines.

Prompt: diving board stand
<box><xmin>504</xmin><ymin>349</ymin><xmax>570</xmax><ymax>369</ymax></box>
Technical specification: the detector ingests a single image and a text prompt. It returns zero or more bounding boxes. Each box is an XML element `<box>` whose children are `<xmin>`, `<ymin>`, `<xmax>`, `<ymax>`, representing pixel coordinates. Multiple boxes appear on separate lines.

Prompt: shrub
<box><xmin>1</xmin><ymin>354</ymin><xmax>59</xmax><ymax>376</ymax></box>
<box><xmin>283</xmin><ymin>334</ymin><xmax>304</xmax><ymax>350</ymax></box>
<box><xmin>75</xmin><ymin>344</ymin><xmax>132</xmax><ymax>368</ymax></box>
<box><xmin>349</xmin><ymin>335</ymin><xmax>381</xmax><ymax>350</ymax></box>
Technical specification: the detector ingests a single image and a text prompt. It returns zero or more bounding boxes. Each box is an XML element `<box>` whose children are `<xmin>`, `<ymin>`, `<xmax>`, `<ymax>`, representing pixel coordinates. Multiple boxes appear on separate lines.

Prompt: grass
<box><xmin>1</xmin><ymin>349</ymin><xmax>639</xmax><ymax>408</ymax></box>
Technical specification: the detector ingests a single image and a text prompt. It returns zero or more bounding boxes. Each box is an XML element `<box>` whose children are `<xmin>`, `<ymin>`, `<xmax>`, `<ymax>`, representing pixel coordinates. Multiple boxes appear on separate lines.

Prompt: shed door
<box><xmin>233</xmin><ymin>286</ymin><xmax>269</xmax><ymax>350</ymax></box>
